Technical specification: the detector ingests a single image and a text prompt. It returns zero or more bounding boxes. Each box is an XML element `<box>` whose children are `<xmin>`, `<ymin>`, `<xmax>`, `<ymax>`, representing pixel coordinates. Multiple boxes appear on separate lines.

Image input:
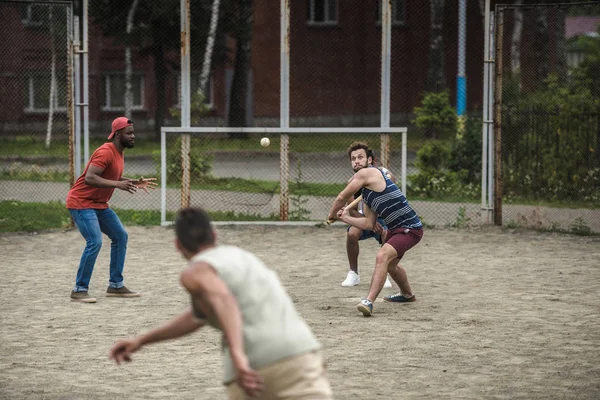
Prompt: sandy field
<box><xmin>1</xmin><ymin>225</ymin><xmax>599</xmax><ymax>400</ymax></box>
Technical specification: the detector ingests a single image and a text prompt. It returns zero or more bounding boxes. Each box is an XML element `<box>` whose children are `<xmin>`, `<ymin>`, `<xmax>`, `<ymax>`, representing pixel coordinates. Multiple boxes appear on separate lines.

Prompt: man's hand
<box><xmin>234</xmin><ymin>355</ymin><xmax>264</xmax><ymax>397</ymax></box>
<box><xmin>109</xmin><ymin>337</ymin><xmax>142</xmax><ymax>365</ymax></box>
<box><xmin>135</xmin><ymin>176</ymin><xmax>158</xmax><ymax>193</ymax></box>
<box><xmin>117</xmin><ymin>180</ymin><xmax>138</xmax><ymax>194</ymax></box>
<box><xmin>336</xmin><ymin>207</ymin><xmax>350</xmax><ymax>223</ymax></box>
<box><xmin>373</xmin><ymin>221</ymin><xmax>384</xmax><ymax>235</ymax></box>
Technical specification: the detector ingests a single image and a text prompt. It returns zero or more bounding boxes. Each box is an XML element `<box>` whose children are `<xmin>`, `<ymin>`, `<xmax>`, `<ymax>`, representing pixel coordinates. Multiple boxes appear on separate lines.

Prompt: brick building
<box><xmin>0</xmin><ymin>0</ymin><xmax>490</xmax><ymax>135</ymax></box>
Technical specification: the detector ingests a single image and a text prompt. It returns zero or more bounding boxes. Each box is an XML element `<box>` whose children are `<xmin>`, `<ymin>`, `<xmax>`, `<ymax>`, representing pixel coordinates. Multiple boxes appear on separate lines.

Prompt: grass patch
<box><xmin>0</xmin><ymin>201</ymin><xmax>279</xmax><ymax>233</ymax></box>
<box><xmin>0</xmin><ymin>201</ymin><xmax>72</xmax><ymax>232</ymax></box>
<box><xmin>1</xmin><ymin>132</ymin><xmax>428</xmax><ymax>159</ymax></box>
<box><xmin>0</xmin><ymin>170</ymin><xmax>71</xmax><ymax>182</ymax></box>
<box><xmin>187</xmin><ymin>177</ymin><xmax>345</xmax><ymax>197</ymax></box>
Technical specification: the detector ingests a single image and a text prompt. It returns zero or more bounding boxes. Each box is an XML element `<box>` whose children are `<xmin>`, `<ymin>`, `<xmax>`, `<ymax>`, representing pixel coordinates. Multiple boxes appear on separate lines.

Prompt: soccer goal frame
<box><xmin>163</xmin><ymin>1</ymin><xmax>402</xmax><ymax>225</ymax></box>
<box><xmin>160</xmin><ymin>127</ymin><xmax>408</xmax><ymax>226</ymax></box>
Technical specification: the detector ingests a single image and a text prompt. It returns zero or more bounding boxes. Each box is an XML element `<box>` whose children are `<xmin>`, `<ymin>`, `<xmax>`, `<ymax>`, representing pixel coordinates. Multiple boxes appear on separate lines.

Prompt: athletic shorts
<box><xmin>226</xmin><ymin>351</ymin><xmax>333</xmax><ymax>400</ymax></box>
<box><xmin>384</xmin><ymin>227</ymin><xmax>423</xmax><ymax>260</ymax></box>
<box><xmin>347</xmin><ymin>217</ymin><xmax>387</xmax><ymax>245</ymax></box>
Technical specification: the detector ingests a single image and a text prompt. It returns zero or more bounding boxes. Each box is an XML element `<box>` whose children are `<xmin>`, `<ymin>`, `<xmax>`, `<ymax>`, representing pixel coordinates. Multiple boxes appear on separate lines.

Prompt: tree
<box><xmin>91</xmin><ymin>0</ymin><xmax>229</xmax><ymax>139</ymax></box>
<box><xmin>425</xmin><ymin>0</ymin><xmax>446</xmax><ymax>92</ymax></box>
<box><xmin>226</xmin><ymin>0</ymin><xmax>253</xmax><ymax>136</ymax></box>
<box><xmin>46</xmin><ymin>4</ymin><xmax>57</xmax><ymax>149</ymax></box>
<box><xmin>124</xmin><ymin>0</ymin><xmax>140</xmax><ymax>117</ymax></box>
<box><xmin>510</xmin><ymin>0</ymin><xmax>523</xmax><ymax>77</ymax></box>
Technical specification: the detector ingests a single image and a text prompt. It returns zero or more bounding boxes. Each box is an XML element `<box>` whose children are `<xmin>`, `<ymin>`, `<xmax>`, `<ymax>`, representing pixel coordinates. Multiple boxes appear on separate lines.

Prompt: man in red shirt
<box><xmin>66</xmin><ymin>117</ymin><xmax>156</xmax><ymax>303</ymax></box>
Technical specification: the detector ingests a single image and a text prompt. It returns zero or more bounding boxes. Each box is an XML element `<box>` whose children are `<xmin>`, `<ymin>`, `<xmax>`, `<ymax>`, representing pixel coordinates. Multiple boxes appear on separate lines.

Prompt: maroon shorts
<box><xmin>384</xmin><ymin>227</ymin><xmax>423</xmax><ymax>260</ymax></box>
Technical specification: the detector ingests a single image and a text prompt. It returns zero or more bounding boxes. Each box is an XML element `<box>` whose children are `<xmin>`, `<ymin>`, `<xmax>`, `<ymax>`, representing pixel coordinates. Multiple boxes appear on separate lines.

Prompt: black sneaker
<box><xmin>383</xmin><ymin>293</ymin><xmax>416</xmax><ymax>303</ymax></box>
<box><xmin>106</xmin><ymin>286</ymin><xmax>141</xmax><ymax>298</ymax></box>
<box><xmin>70</xmin><ymin>291</ymin><xmax>97</xmax><ymax>303</ymax></box>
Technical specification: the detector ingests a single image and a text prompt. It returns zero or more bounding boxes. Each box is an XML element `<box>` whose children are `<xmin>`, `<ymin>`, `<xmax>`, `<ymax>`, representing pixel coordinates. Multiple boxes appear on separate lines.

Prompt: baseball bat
<box><xmin>326</xmin><ymin>195</ymin><xmax>363</xmax><ymax>225</ymax></box>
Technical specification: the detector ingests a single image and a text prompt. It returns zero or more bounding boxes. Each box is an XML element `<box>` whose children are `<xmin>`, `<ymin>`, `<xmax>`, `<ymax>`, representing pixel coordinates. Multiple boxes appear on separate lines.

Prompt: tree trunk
<box><xmin>534</xmin><ymin>9</ymin><xmax>549</xmax><ymax>89</ymax></box>
<box><xmin>425</xmin><ymin>0</ymin><xmax>445</xmax><ymax>92</ymax></box>
<box><xmin>124</xmin><ymin>0</ymin><xmax>139</xmax><ymax>117</ymax></box>
<box><xmin>552</xmin><ymin>8</ymin><xmax>567</xmax><ymax>82</ymax></box>
<box><xmin>511</xmin><ymin>0</ymin><xmax>523</xmax><ymax>76</ymax></box>
<box><xmin>200</xmin><ymin>0</ymin><xmax>221</xmax><ymax>95</ymax></box>
<box><xmin>228</xmin><ymin>0</ymin><xmax>253</xmax><ymax>137</ymax></box>
<box><xmin>153</xmin><ymin>20</ymin><xmax>167</xmax><ymax>140</ymax></box>
<box><xmin>46</xmin><ymin>5</ymin><xmax>56</xmax><ymax>149</ymax></box>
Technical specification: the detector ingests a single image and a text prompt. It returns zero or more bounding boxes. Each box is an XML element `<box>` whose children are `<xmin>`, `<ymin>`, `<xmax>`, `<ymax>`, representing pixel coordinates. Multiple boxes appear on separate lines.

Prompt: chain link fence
<box><xmin>0</xmin><ymin>0</ymin><xmax>73</xmax><ymax>208</ymax></box>
<box><xmin>1</xmin><ymin>0</ymin><xmax>598</xmax><ymax>233</ymax></box>
<box><xmin>496</xmin><ymin>2</ymin><xmax>600</xmax><ymax>234</ymax></box>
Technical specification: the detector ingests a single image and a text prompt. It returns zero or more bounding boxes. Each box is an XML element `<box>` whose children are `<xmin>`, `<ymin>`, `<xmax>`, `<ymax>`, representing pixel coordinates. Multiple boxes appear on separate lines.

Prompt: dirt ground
<box><xmin>1</xmin><ymin>225</ymin><xmax>599</xmax><ymax>400</ymax></box>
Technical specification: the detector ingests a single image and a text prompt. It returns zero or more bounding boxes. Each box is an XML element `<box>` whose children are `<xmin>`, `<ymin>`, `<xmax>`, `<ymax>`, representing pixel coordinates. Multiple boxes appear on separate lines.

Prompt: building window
<box><xmin>175</xmin><ymin>73</ymin><xmax>213</xmax><ymax>108</ymax></box>
<box><xmin>25</xmin><ymin>73</ymin><xmax>67</xmax><ymax>112</ymax></box>
<box><xmin>376</xmin><ymin>0</ymin><xmax>406</xmax><ymax>26</ymax></box>
<box><xmin>21</xmin><ymin>4</ymin><xmax>46</xmax><ymax>27</ymax></box>
<box><xmin>307</xmin><ymin>0</ymin><xmax>338</xmax><ymax>25</ymax></box>
<box><xmin>103</xmin><ymin>73</ymin><xmax>144</xmax><ymax>111</ymax></box>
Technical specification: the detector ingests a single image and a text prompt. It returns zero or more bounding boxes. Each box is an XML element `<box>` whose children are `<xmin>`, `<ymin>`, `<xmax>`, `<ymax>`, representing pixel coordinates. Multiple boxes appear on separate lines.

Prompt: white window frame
<box><xmin>307</xmin><ymin>0</ymin><xmax>338</xmax><ymax>26</ymax></box>
<box><xmin>103</xmin><ymin>73</ymin><xmax>145</xmax><ymax>111</ymax></box>
<box><xmin>376</xmin><ymin>0</ymin><xmax>406</xmax><ymax>26</ymax></box>
<box><xmin>24</xmin><ymin>73</ymin><xmax>67</xmax><ymax>113</ymax></box>
<box><xmin>175</xmin><ymin>73</ymin><xmax>214</xmax><ymax>109</ymax></box>
<box><xmin>21</xmin><ymin>4</ymin><xmax>45</xmax><ymax>27</ymax></box>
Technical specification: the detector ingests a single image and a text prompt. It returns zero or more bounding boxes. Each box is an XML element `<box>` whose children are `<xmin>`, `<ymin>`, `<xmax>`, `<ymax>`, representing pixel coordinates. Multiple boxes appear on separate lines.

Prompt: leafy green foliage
<box><xmin>289</xmin><ymin>159</ymin><xmax>312</xmax><ymax>221</ymax></box>
<box><xmin>408</xmin><ymin>116</ymin><xmax>482</xmax><ymax>201</ymax></box>
<box><xmin>502</xmin><ymin>72</ymin><xmax>600</xmax><ymax>207</ymax></box>
<box><xmin>152</xmin><ymin>137</ymin><xmax>213</xmax><ymax>184</ymax></box>
<box><xmin>169</xmin><ymin>91</ymin><xmax>211</xmax><ymax>126</ymax></box>
<box><xmin>412</xmin><ymin>91</ymin><xmax>457</xmax><ymax>139</ymax></box>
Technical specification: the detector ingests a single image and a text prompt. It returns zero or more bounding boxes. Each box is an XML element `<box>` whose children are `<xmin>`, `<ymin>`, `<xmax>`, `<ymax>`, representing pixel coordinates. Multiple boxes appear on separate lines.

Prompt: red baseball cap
<box><xmin>108</xmin><ymin>117</ymin><xmax>133</xmax><ymax>140</ymax></box>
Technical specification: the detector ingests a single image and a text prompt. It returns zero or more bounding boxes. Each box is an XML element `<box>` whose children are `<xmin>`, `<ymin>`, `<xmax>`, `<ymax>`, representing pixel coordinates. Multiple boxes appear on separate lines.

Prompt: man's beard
<box><xmin>353</xmin><ymin>163</ymin><xmax>368</xmax><ymax>173</ymax></box>
<box><xmin>123</xmin><ymin>141</ymin><xmax>135</xmax><ymax>149</ymax></box>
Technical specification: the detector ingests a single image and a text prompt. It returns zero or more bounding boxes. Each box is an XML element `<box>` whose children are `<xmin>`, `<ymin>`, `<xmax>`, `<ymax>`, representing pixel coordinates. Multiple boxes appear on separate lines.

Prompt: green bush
<box><xmin>448</xmin><ymin>116</ymin><xmax>483</xmax><ymax>184</ymax></box>
<box><xmin>412</xmin><ymin>91</ymin><xmax>457</xmax><ymax>139</ymax></box>
<box><xmin>408</xmin><ymin>140</ymin><xmax>479</xmax><ymax>201</ymax></box>
<box><xmin>414</xmin><ymin>140</ymin><xmax>450</xmax><ymax>173</ymax></box>
<box><xmin>152</xmin><ymin>137</ymin><xmax>213</xmax><ymax>184</ymax></box>
<box><xmin>502</xmin><ymin>72</ymin><xmax>600</xmax><ymax>206</ymax></box>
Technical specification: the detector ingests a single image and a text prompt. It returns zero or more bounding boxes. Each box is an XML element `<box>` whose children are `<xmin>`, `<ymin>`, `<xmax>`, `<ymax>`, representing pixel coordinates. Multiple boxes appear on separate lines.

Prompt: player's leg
<box><xmin>342</xmin><ymin>226</ymin><xmax>363</xmax><ymax>286</ymax></box>
<box><xmin>373</xmin><ymin>220</ymin><xmax>393</xmax><ymax>289</ymax></box>
<box><xmin>68</xmin><ymin>208</ymin><xmax>102</xmax><ymax>302</ymax></box>
<box><xmin>387</xmin><ymin>260</ymin><xmax>414</xmax><ymax>299</ymax></box>
<box><xmin>98</xmin><ymin>208</ymin><xmax>139</xmax><ymax>297</ymax></box>
<box><xmin>383</xmin><ymin>228</ymin><xmax>424</xmax><ymax>303</ymax></box>
<box><xmin>357</xmin><ymin>243</ymin><xmax>397</xmax><ymax>316</ymax></box>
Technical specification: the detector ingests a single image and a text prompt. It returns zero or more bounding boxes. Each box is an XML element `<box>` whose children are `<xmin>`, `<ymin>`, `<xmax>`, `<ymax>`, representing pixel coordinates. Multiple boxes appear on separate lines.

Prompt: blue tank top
<box><xmin>362</xmin><ymin>167</ymin><xmax>422</xmax><ymax>230</ymax></box>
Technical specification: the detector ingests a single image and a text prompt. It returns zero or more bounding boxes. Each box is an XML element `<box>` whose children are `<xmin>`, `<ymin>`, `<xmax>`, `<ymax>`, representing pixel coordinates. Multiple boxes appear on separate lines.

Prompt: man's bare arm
<box><xmin>85</xmin><ymin>165</ymin><xmax>137</xmax><ymax>193</ymax></box>
<box><xmin>180</xmin><ymin>262</ymin><xmax>247</xmax><ymax>368</ymax></box>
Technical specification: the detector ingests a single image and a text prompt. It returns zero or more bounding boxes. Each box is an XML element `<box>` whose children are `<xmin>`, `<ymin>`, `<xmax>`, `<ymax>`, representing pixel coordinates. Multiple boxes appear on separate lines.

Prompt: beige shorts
<box><xmin>226</xmin><ymin>351</ymin><xmax>333</xmax><ymax>400</ymax></box>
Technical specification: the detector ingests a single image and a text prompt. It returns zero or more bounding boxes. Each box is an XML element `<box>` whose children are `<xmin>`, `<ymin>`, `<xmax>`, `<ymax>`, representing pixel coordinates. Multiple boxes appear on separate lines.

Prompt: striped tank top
<box><xmin>362</xmin><ymin>167</ymin><xmax>422</xmax><ymax>230</ymax></box>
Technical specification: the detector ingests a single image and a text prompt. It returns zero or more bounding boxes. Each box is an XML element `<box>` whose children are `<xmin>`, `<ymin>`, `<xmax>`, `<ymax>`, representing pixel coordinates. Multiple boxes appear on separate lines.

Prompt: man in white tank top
<box><xmin>109</xmin><ymin>208</ymin><xmax>332</xmax><ymax>399</ymax></box>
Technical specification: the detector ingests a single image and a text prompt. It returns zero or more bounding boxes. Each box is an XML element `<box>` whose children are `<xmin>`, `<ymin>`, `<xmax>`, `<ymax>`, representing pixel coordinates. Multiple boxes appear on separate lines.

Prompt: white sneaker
<box><xmin>342</xmin><ymin>271</ymin><xmax>360</xmax><ymax>287</ymax></box>
<box><xmin>383</xmin><ymin>275</ymin><xmax>393</xmax><ymax>288</ymax></box>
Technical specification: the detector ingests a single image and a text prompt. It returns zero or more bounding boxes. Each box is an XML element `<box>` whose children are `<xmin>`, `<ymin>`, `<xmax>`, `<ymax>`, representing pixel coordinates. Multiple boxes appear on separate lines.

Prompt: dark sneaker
<box><xmin>70</xmin><ymin>291</ymin><xmax>97</xmax><ymax>303</ymax></box>
<box><xmin>106</xmin><ymin>286</ymin><xmax>141</xmax><ymax>298</ymax></box>
<box><xmin>356</xmin><ymin>299</ymin><xmax>373</xmax><ymax>316</ymax></box>
<box><xmin>383</xmin><ymin>293</ymin><xmax>416</xmax><ymax>303</ymax></box>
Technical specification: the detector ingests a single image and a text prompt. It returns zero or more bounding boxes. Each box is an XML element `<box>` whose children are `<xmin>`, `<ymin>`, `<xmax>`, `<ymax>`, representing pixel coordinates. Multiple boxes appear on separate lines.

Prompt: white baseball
<box><xmin>260</xmin><ymin>137</ymin><xmax>270</xmax><ymax>147</ymax></box>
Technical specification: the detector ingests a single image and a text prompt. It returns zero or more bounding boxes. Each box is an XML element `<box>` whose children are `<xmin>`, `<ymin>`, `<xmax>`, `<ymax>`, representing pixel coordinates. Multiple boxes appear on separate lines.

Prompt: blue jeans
<box><xmin>69</xmin><ymin>208</ymin><xmax>128</xmax><ymax>292</ymax></box>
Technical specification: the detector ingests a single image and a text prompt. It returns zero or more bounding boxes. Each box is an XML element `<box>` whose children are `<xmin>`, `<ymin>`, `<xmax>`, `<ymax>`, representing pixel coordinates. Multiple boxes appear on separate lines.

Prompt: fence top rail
<box><xmin>161</xmin><ymin>127</ymin><xmax>408</xmax><ymax>134</ymax></box>
<box><xmin>3</xmin><ymin>0</ymin><xmax>73</xmax><ymax>4</ymax></box>
<box><xmin>496</xmin><ymin>2</ymin><xmax>597</xmax><ymax>11</ymax></box>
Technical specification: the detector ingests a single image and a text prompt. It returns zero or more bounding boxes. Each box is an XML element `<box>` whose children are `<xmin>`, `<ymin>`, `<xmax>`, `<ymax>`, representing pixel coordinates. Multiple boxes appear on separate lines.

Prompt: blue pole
<box><xmin>457</xmin><ymin>0</ymin><xmax>467</xmax><ymax>116</ymax></box>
